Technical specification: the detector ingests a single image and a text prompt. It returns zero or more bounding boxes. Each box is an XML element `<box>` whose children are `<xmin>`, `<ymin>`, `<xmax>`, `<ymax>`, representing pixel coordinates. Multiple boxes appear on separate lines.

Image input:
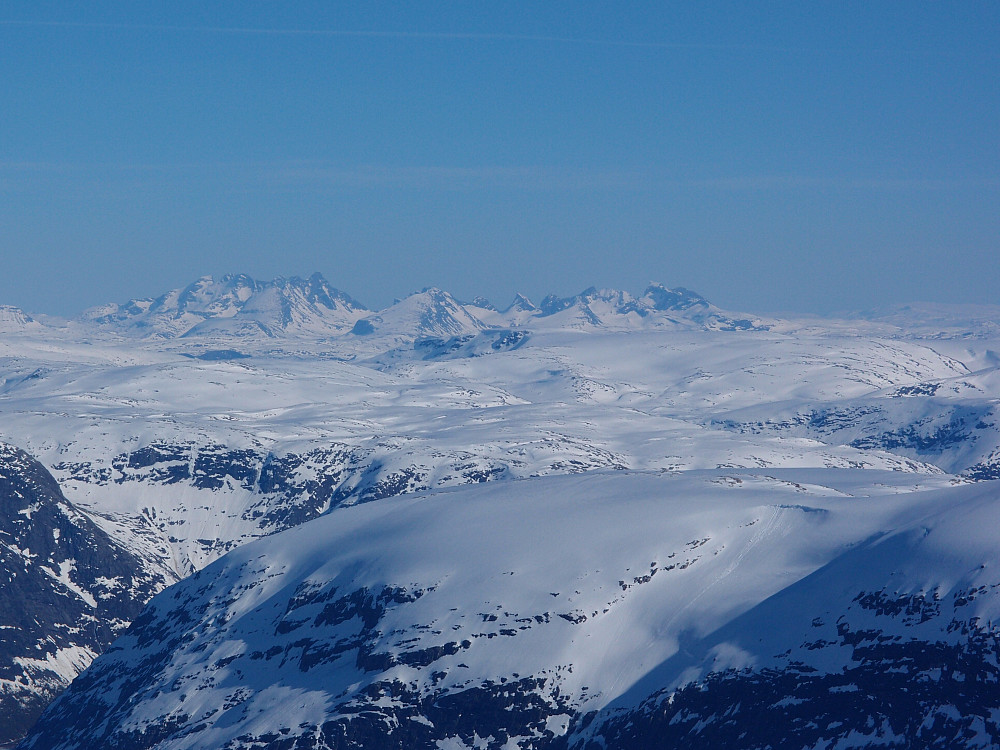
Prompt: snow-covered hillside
<box><xmin>0</xmin><ymin>444</ymin><xmax>172</xmax><ymax>746</ymax></box>
<box><xmin>0</xmin><ymin>327</ymin><xmax>968</xmax><ymax>579</ymax></box>
<box><xmin>0</xmin><ymin>306</ymin><xmax>40</xmax><ymax>333</ymax></box>
<box><xmin>2</xmin><ymin>274</ymin><xmax>1000</xmax><ymax>747</ymax></box>
<box><xmin>19</xmin><ymin>469</ymin><xmax>1000</xmax><ymax>749</ymax></box>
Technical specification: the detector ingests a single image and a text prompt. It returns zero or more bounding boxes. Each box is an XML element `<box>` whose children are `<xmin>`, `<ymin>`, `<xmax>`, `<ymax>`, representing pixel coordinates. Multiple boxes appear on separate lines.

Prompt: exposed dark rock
<box><xmin>578</xmin><ymin>616</ymin><xmax>1000</xmax><ymax>750</ymax></box>
<box><xmin>0</xmin><ymin>443</ymin><xmax>168</xmax><ymax>747</ymax></box>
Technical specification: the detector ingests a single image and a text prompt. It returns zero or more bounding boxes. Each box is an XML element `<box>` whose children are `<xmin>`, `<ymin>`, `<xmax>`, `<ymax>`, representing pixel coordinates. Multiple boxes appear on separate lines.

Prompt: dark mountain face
<box><xmin>577</xmin><ymin>539</ymin><xmax>1000</xmax><ymax>750</ymax></box>
<box><xmin>507</xmin><ymin>297</ymin><xmax>537</xmax><ymax>315</ymax></box>
<box><xmin>0</xmin><ymin>444</ymin><xmax>170</xmax><ymax>747</ymax></box>
<box><xmin>583</xmin><ymin>624</ymin><xmax>1000</xmax><ymax>750</ymax></box>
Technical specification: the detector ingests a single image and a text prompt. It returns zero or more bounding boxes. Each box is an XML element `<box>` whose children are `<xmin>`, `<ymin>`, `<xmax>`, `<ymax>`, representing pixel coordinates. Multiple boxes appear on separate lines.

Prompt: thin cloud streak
<box><xmin>1</xmin><ymin>161</ymin><xmax>996</xmax><ymax>195</ymax></box>
<box><xmin>696</xmin><ymin>175</ymin><xmax>1000</xmax><ymax>191</ymax></box>
<box><xmin>266</xmin><ymin>163</ymin><xmax>642</xmax><ymax>191</ymax></box>
<box><xmin>0</xmin><ymin>161</ymin><xmax>640</xmax><ymax>192</ymax></box>
<box><xmin>3</xmin><ymin>19</ymin><xmax>993</xmax><ymax>59</ymax></box>
<box><xmin>0</xmin><ymin>19</ymin><xmax>858</xmax><ymax>55</ymax></box>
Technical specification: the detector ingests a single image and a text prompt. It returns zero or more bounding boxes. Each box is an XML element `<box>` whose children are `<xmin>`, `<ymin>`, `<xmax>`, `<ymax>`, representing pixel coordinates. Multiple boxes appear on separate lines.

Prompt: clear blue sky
<box><xmin>2</xmin><ymin>2</ymin><xmax>998</xmax><ymax>316</ymax></box>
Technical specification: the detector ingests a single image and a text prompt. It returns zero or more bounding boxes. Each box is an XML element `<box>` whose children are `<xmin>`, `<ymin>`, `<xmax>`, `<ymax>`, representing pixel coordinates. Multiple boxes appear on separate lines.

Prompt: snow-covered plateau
<box><xmin>2</xmin><ymin>273</ymin><xmax>999</xmax><ymax>748</ymax></box>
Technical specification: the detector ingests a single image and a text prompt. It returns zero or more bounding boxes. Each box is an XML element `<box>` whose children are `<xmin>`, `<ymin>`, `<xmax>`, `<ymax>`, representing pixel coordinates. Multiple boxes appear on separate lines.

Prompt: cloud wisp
<box><xmin>2</xmin><ymin>160</ymin><xmax>996</xmax><ymax>197</ymax></box>
<box><xmin>0</xmin><ymin>19</ymin><xmax>852</xmax><ymax>55</ymax></box>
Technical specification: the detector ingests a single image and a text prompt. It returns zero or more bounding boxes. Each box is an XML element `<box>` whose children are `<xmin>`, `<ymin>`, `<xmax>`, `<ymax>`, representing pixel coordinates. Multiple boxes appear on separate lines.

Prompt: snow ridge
<box><xmin>19</xmin><ymin>471</ymin><xmax>1000</xmax><ymax>750</ymax></box>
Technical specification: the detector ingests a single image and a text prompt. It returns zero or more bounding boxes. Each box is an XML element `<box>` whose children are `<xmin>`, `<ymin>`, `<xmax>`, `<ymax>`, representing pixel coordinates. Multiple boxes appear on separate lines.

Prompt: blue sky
<box><xmin>1</xmin><ymin>2</ymin><xmax>998</xmax><ymax>316</ymax></box>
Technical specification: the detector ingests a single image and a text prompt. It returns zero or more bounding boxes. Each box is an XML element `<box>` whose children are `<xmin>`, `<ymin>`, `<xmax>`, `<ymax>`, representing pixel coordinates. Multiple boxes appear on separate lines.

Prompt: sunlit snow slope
<box><xmin>20</xmin><ymin>470</ymin><xmax>1000</xmax><ymax>749</ymax></box>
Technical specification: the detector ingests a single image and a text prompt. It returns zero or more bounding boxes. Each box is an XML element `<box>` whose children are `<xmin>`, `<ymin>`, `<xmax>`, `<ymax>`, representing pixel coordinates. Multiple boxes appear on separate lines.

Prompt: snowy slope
<box><xmin>18</xmin><ymin>469</ymin><xmax>1000</xmax><ymax>749</ymax></box>
<box><xmin>0</xmin><ymin>328</ymin><xmax>965</xmax><ymax>579</ymax></box>
<box><xmin>0</xmin><ymin>443</ymin><xmax>172</xmax><ymax>747</ymax></box>
<box><xmin>0</xmin><ymin>306</ymin><xmax>41</xmax><ymax>333</ymax></box>
<box><xmin>713</xmin><ymin>363</ymin><xmax>1000</xmax><ymax>478</ymax></box>
<box><xmin>588</xmin><ymin>479</ymin><xmax>1000</xmax><ymax>748</ymax></box>
<box><xmin>851</xmin><ymin>302</ymin><xmax>1000</xmax><ymax>339</ymax></box>
<box><xmin>3</xmin><ymin>277</ymin><xmax>1000</xmax><ymax>746</ymax></box>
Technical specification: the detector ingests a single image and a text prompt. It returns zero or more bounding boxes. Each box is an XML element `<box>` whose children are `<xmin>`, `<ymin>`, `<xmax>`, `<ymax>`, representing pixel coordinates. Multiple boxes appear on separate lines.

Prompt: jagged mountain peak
<box><xmin>538</xmin><ymin>286</ymin><xmax>642</xmax><ymax>315</ymax></box>
<box><xmin>296</xmin><ymin>272</ymin><xmax>367</xmax><ymax>312</ymax></box>
<box><xmin>412</xmin><ymin>286</ymin><xmax>454</xmax><ymax>300</ymax></box>
<box><xmin>468</xmin><ymin>296</ymin><xmax>497</xmax><ymax>311</ymax></box>
<box><xmin>641</xmin><ymin>283</ymin><xmax>709</xmax><ymax>312</ymax></box>
<box><xmin>81</xmin><ymin>272</ymin><xmax>368</xmax><ymax>339</ymax></box>
<box><xmin>503</xmin><ymin>293</ymin><xmax>537</xmax><ymax>313</ymax></box>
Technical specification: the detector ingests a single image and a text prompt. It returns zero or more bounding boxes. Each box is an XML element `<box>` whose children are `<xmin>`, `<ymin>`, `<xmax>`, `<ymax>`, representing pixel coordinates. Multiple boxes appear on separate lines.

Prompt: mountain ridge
<box><xmin>79</xmin><ymin>273</ymin><xmax>369</xmax><ymax>339</ymax></box>
<box><xmin>18</xmin><ymin>469</ymin><xmax>1000</xmax><ymax>749</ymax></box>
<box><xmin>7</xmin><ymin>274</ymin><xmax>1000</xmax><ymax>343</ymax></box>
<box><xmin>66</xmin><ymin>273</ymin><xmax>770</xmax><ymax>345</ymax></box>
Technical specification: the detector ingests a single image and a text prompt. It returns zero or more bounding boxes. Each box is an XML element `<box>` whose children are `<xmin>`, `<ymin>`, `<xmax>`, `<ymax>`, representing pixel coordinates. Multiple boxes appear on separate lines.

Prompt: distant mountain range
<box><xmin>5</xmin><ymin>274</ymin><xmax>999</xmax><ymax>346</ymax></box>
<box><xmin>0</xmin><ymin>273</ymin><xmax>765</xmax><ymax>343</ymax></box>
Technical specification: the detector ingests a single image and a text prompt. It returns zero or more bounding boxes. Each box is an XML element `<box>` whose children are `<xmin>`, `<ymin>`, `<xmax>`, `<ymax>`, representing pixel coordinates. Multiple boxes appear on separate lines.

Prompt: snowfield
<box><xmin>2</xmin><ymin>274</ymin><xmax>999</xmax><ymax>748</ymax></box>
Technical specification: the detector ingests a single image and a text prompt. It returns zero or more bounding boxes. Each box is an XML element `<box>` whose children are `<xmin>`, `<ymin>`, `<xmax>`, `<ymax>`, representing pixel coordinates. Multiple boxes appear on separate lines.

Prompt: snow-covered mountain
<box><xmin>80</xmin><ymin>273</ymin><xmax>368</xmax><ymax>339</ymax></box>
<box><xmin>18</xmin><ymin>469</ymin><xmax>1000</xmax><ymax>749</ymax></box>
<box><xmin>528</xmin><ymin>283</ymin><xmax>764</xmax><ymax>331</ymax></box>
<box><xmin>0</xmin><ymin>443</ymin><xmax>172</xmax><ymax>746</ymax></box>
<box><xmin>465</xmin><ymin>284</ymin><xmax>765</xmax><ymax>333</ymax></box>
<box><xmin>346</xmin><ymin>287</ymin><xmax>492</xmax><ymax>355</ymax></box>
<box><xmin>67</xmin><ymin>275</ymin><xmax>770</xmax><ymax>349</ymax></box>
<box><xmin>3</xmin><ymin>275</ymin><xmax>1000</xmax><ymax>747</ymax></box>
<box><xmin>0</xmin><ymin>305</ymin><xmax>41</xmax><ymax>333</ymax></box>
